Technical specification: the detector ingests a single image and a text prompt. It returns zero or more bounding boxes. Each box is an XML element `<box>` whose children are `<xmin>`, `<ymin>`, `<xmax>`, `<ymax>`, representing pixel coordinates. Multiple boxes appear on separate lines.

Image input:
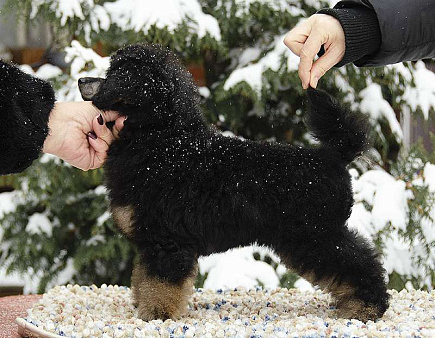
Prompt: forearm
<box><xmin>323</xmin><ymin>0</ymin><xmax>435</xmax><ymax>67</ymax></box>
<box><xmin>0</xmin><ymin>60</ymin><xmax>55</xmax><ymax>175</ymax></box>
<box><xmin>317</xmin><ymin>5</ymin><xmax>381</xmax><ymax>67</ymax></box>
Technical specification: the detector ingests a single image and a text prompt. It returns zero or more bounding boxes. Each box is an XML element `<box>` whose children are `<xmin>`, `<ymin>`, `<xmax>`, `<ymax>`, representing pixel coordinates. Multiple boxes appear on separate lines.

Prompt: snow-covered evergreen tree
<box><xmin>1</xmin><ymin>0</ymin><xmax>434</xmax><ymax>292</ymax></box>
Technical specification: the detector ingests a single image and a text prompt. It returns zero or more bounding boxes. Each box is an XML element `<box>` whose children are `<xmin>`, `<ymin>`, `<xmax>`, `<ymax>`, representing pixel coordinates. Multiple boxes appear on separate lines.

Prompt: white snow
<box><xmin>370</xmin><ymin>175</ymin><xmax>410</xmax><ymax>232</ymax></box>
<box><xmin>65</xmin><ymin>40</ymin><xmax>110</xmax><ymax>75</ymax></box>
<box><xmin>39</xmin><ymin>153</ymin><xmax>62</xmax><ymax>165</ymax></box>
<box><xmin>218</xmin><ymin>0</ymin><xmax>304</xmax><ymax>17</ymax></box>
<box><xmin>94</xmin><ymin>185</ymin><xmax>108</xmax><ymax>195</ymax></box>
<box><xmin>57</xmin><ymin>40</ymin><xmax>110</xmax><ymax>101</ymax></box>
<box><xmin>0</xmin><ymin>191</ymin><xmax>18</xmax><ymax>219</ymax></box>
<box><xmin>3</xmin><ymin>0</ymin><xmax>435</xmax><ymax>294</ymax></box>
<box><xmin>347</xmin><ymin>203</ymin><xmax>373</xmax><ymax>239</ymax></box>
<box><xmin>25</xmin><ymin>213</ymin><xmax>53</xmax><ymax>237</ymax></box>
<box><xmin>224</xmin><ymin>35</ymin><xmax>300</xmax><ymax>95</ymax></box>
<box><xmin>423</xmin><ymin>163</ymin><xmax>435</xmax><ymax>193</ymax></box>
<box><xmin>382</xmin><ymin>236</ymin><xmax>417</xmax><ymax>277</ymax></box>
<box><xmin>52</xmin><ymin>0</ymin><xmax>93</xmax><ymax>26</ymax></box>
<box><xmin>293</xmin><ymin>278</ymin><xmax>315</xmax><ymax>292</ymax></box>
<box><xmin>351</xmin><ymin>169</ymin><xmax>411</xmax><ymax>233</ymax></box>
<box><xmin>198</xmin><ymin>86</ymin><xmax>211</xmax><ymax>98</ymax></box>
<box><xmin>390</xmin><ymin>61</ymin><xmax>435</xmax><ymax>120</ymax></box>
<box><xmin>224</xmin><ymin>63</ymin><xmax>264</xmax><ymax>94</ymax></box>
<box><xmin>420</xmin><ymin>164</ymin><xmax>435</xmax><ymax>244</ymax></box>
<box><xmin>86</xmin><ymin>235</ymin><xmax>106</xmax><ymax>246</ymax></box>
<box><xmin>237</xmin><ymin>48</ymin><xmax>262</xmax><ymax>67</ymax></box>
<box><xmin>96</xmin><ymin>211</ymin><xmax>110</xmax><ymax>226</ymax></box>
<box><xmin>30</xmin><ymin>0</ymin><xmax>47</xmax><ymax>19</ymax></box>
<box><xmin>35</xmin><ymin>64</ymin><xmax>64</xmax><ymax>79</ymax></box>
<box><xmin>19</xmin><ymin>64</ymin><xmax>63</xmax><ymax>82</ymax></box>
<box><xmin>46</xmin><ymin>258</ymin><xmax>77</xmax><ymax>289</ymax></box>
<box><xmin>359</xmin><ymin>83</ymin><xmax>403</xmax><ymax>140</ymax></box>
<box><xmin>199</xmin><ymin>246</ymin><xmax>279</xmax><ymax>290</ymax></box>
<box><xmin>348</xmin><ymin>166</ymin><xmax>435</xmax><ymax>289</ymax></box>
<box><xmin>0</xmin><ymin>191</ymin><xmax>19</xmax><ymax>242</ymax></box>
<box><xmin>89</xmin><ymin>5</ymin><xmax>111</xmax><ymax>32</ymax></box>
<box><xmin>103</xmin><ymin>0</ymin><xmax>220</xmax><ymax>40</ymax></box>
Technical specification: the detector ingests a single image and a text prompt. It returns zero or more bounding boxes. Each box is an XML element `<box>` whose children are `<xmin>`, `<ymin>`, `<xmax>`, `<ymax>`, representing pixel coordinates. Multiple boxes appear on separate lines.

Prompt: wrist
<box><xmin>42</xmin><ymin>102</ymin><xmax>62</xmax><ymax>156</ymax></box>
<box><xmin>317</xmin><ymin>6</ymin><xmax>381</xmax><ymax>67</ymax></box>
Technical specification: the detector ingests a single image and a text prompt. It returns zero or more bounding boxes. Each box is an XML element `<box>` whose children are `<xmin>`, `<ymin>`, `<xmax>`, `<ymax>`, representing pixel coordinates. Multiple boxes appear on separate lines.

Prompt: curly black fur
<box><xmin>81</xmin><ymin>44</ymin><xmax>389</xmax><ymax>322</ymax></box>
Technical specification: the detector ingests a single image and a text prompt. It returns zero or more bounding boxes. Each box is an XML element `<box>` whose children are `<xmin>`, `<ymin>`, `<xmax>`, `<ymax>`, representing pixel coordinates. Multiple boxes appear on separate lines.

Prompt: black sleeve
<box><xmin>0</xmin><ymin>60</ymin><xmax>55</xmax><ymax>175</ymax></box>
<box><xmin>319</xmin><ymin>0</ymin><xmax>435</xmax><ymax>67</ymax></box>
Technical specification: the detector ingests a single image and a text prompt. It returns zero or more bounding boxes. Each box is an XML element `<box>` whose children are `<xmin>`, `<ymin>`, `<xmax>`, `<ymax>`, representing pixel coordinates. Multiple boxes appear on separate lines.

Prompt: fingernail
<box><xmin>312</xmin><ymin>76</ymin><xmax>319</xmax><ymax>88</ymax></box>
<box><xmin>97</xmin><ymin>114</ymin><xmax>104</xmax><ymax>125</ymax></box>
<box><xmin>88</xmin><ymin>131</ymin><xmax>97</xmax><ymax>140</ymax></box>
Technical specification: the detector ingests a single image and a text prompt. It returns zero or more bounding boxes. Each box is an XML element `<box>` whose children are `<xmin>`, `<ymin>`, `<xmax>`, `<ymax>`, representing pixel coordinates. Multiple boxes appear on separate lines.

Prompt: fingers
<box><xmin>113</xmin><ymin>116</ymin><xmax>126</xmax><ymax>139</ymax></box>
<box><xmin>86</xmin><ymin>114</ymin><xmax>113</xmax><ymax>168</ymax></box>
<box><xmin>285</xmin><ymin>17</ymin><xmax>324</xmax><ymax>89</ymax></box>
<box><xmin>87</xmin><ymin>137</ymin><xmax>108</xmax><ymax>170</ymax></box>
<box><xmin>299</xmin><ymin>33</ymin><xmax>324</xmax><ymax>89</ymax></box>
<box><xmin>283</xmin><ymin>20</ymin><xmax>310</xmax><ymax>56</ymax></box>
<box><xmin>310</xmin><ymin>46</ymin><xmax>344</xmax><ymax>88</ymax></box>
<box><xmin>100</xmin><ymin>110</ymin><xmax>121</xmax><ymax>123</ymax></box>
<box><xmin>93</xmin><ymin>113</ymin><xmax>115</xmax><ymax>145</ymax></box>
<box><xmin>99</xmin><ymin>109</ymin><xmax>126</xmax><ymax>139</ymax></box>
<box><xmin>284</xmin><ymin>14</ymin><xmax>346</xmax><ymax>89</ymax></box>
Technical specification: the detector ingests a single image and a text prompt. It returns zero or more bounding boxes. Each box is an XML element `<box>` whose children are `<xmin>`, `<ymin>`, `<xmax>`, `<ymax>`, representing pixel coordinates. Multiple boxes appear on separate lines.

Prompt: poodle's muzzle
<box><xmin>78</xmin><ymin>77</ymin><xmax>104</xmax><ymax>101</ymax></box>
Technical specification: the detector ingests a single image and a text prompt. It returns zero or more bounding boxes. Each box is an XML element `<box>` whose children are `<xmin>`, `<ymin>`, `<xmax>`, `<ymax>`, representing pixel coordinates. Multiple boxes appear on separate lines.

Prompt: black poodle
<box><xmin>78</xmin><ymin>44</ymin><xmax>389</xmax><ymax>322</ymax></box>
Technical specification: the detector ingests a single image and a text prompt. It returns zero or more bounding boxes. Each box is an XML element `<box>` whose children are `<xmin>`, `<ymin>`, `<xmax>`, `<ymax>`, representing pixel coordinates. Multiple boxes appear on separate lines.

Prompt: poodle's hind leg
<box><xmin>131</xmin><ymin>245</ymin><xmax>198</xmax><ymax>321</ymax></box>
<box><xmin>276</xmin><ymin>226</ymin><xmax>389</xmax><ymax>322</ymax></box>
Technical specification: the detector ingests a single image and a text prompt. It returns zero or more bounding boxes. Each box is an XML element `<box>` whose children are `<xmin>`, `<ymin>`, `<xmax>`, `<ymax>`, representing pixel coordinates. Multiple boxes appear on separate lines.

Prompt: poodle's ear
<box><xmin>78</xmin><ymin>77</ymin><xmax>105</xmax><ymax>101</ymax></box>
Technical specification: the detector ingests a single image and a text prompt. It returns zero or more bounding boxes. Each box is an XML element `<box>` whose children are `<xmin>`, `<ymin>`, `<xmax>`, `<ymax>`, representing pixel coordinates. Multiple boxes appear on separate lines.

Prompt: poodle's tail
<box><xmin>306</xmin><ymin>87</ymin><xmax>370</xmax><ymax>164</ymax></box>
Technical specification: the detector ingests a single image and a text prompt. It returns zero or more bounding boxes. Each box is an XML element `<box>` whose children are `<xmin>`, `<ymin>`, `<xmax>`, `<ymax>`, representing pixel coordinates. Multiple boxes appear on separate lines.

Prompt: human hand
<box><xmin>284</xmin><ymin>14</ymin><xmax>345</xmax><ymax>89</ymax></box>
<box><xmin>43</xmin><ymin>101</ymin><xmax>125</xmax><ymax>170</ymax></box>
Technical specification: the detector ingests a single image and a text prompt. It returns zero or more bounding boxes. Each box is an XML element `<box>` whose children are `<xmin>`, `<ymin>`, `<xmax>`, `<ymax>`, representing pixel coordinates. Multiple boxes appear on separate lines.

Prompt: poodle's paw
<box><xmin>335</xmin><ymin>295</ymin><xmax>389</xmax><ymax>322</ymax></box>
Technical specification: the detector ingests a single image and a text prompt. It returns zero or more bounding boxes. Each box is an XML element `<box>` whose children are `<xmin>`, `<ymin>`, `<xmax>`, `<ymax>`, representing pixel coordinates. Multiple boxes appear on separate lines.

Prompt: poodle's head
<box><xmin>79</xmin><ymin>44</ymin><xmax>200</xmax><ymax>123</ymax></box>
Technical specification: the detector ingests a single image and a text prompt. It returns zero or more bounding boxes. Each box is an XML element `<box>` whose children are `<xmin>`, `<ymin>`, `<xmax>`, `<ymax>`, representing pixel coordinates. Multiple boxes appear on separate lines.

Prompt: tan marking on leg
<box><xmin>279</xmin><ymin>257</ymin><xmax>383</xmax><ymax>322</ymax></box>
<box><xmin>131</xmin><ymin>261</ymin><xmax>198</xmax><ymax>321</ymax></box>
<box><xmin>303</xmin><ymin>273</ymin><xmax>382</xmax><ymax>322</ymax></box>
<box><xmin>335</xmin><ymin>298</ymin><xmax>381</xmax><ymax>322</ymax></box>
<box><xmin>111</xmin><ymin>205</ymin><xmax>135</xmax><ymax>238</ymax></box>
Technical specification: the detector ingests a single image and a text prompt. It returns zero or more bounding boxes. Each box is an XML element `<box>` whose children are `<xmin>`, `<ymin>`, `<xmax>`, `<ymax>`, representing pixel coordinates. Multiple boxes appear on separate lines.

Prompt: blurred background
<box><xmin>0</xmin><ymin>0</ymin><xmax>434</xmax><ymax>297</ymax></box>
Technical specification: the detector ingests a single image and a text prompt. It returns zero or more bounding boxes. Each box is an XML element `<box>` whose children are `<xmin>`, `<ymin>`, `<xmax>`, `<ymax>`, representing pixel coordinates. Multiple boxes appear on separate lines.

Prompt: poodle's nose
<box><xmin>78</xmin><ymin>77</ymin><xmax>105</xmax><ymax>101</ymax></box>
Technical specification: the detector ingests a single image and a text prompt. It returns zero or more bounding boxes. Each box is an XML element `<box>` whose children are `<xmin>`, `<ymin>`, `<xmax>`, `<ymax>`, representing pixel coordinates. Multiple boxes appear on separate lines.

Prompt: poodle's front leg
<box><xmin>131</xmin><ymin>247</ymin><xmax>198</xmax><ymax>321</ymax></box>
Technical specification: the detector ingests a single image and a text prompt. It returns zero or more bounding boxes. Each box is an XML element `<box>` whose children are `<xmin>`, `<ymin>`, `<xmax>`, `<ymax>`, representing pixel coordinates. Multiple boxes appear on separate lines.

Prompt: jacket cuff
<box><xmin>317</xmin><ymin>6</ymin><xmax>381</xmax><ymax>67</ymax></box>
<box><xmin>0</xmin><ymin>61</ymin><xmax>55</xmax><ymax>175</ymax></box>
